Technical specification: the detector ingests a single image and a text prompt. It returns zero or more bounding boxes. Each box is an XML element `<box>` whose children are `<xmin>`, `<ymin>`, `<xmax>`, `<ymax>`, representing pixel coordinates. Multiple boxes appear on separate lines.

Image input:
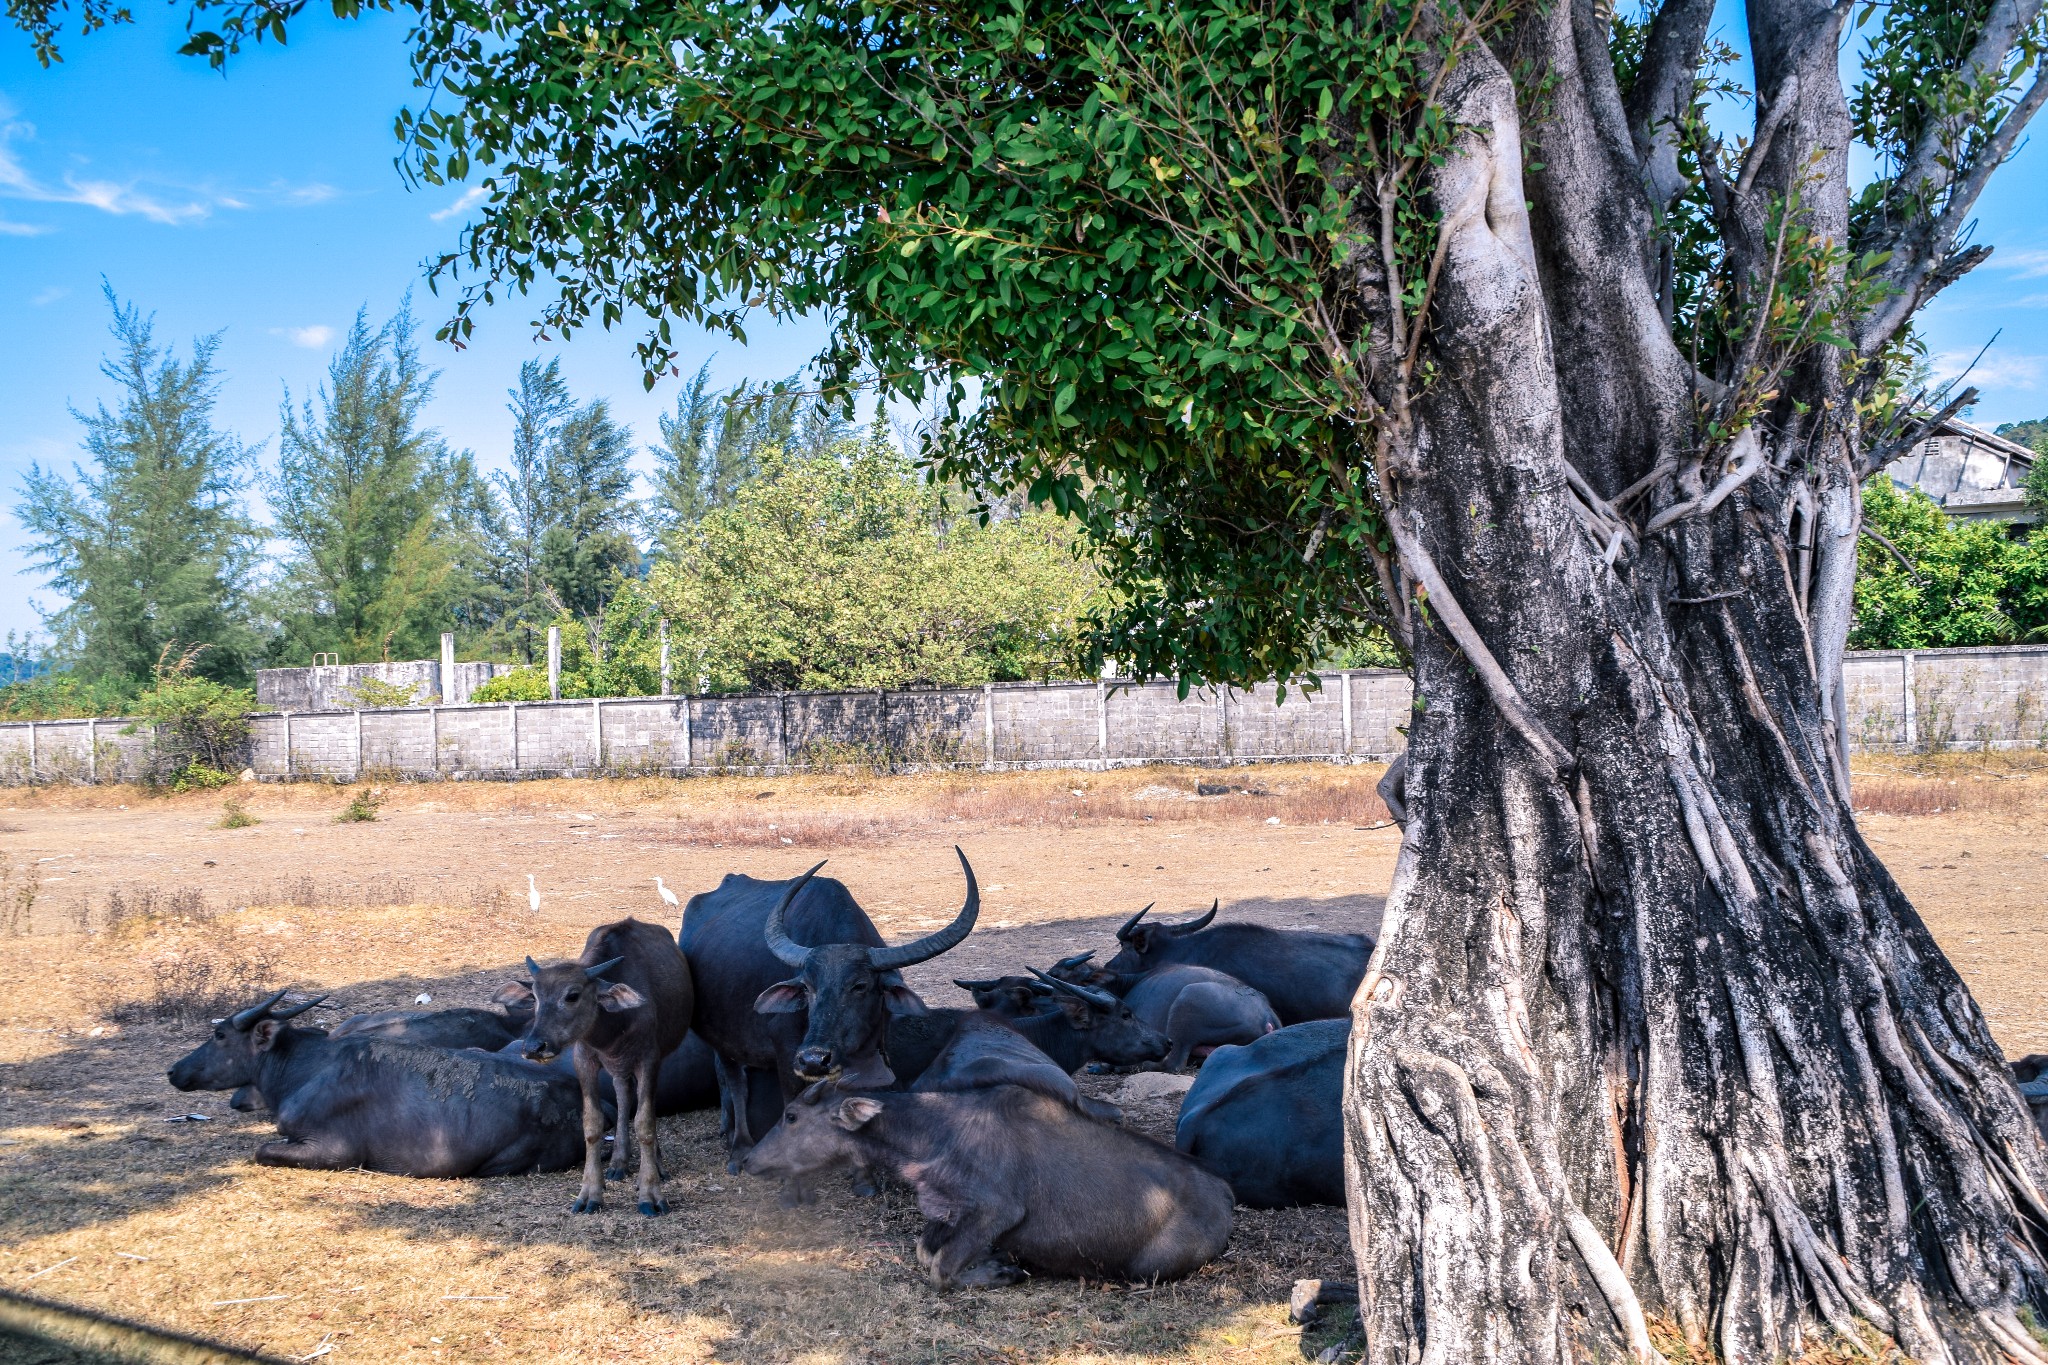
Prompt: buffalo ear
<box><xmin>832</xmin><ymin>1096</ymin><xmax>883</xmax><ymax>1130</ymax></box>
<box><xmin>881</xmin><ymin>978</ymin><xmax>927</xmax><ymax>1017</ymax></box>
<box><xmin>754</xmin><ymin>980</ymin><xmax>807</xmax><ymax>1015</ymax></box>
<box><xmin>596</xmin><ymin>981</ymin><xmax>646</xmax><ymax>1013</ymax></box>
<box><xmin>251</xmin><ymin>1019</ymin><xmax>285</xmax><ymax>1053</ymax></box>
<box><xmin>1052</xmin><ymin>995</ymin><xmax>1095</xmax><ymax>1028</ymax></box>
<box><xmin>492</xmin><ymin>981</ymin><xmax>536</xmax><ymax>1009</ymax></box>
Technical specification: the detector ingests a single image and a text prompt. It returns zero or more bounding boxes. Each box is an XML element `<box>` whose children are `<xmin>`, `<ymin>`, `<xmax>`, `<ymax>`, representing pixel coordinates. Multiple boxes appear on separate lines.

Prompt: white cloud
<box><xmin>429</xmin><ymin>185</ymin><xmax>487</xmax><ymax>222</ymax></box>
<box><xmin>273</xmin><ymin>325</ymin><xmax>336</xmax><ymax>350</ymax></box>
<box><xmin>29</xmin><ymin>286</ymin><xmax>65</xmax><ymax>306</ymax></box>
<box><xmin>0</xmin><ymin>120</ymin><xmax>336</xmax><ymax>226</ymax></box>
<box><xmin>1995</xmin><ymin>248</ymin><xmax>2048</xmax><ymax>279</ymax></box>
<box><xmin>0</xmin><ymin>217</ymin><xmax>47</xmax><ymax>236</ymax></box>
<box><xmin>1931</xmin><ymin>347</ymin><xmax>2048</xmax><ymax>392</ymax></box>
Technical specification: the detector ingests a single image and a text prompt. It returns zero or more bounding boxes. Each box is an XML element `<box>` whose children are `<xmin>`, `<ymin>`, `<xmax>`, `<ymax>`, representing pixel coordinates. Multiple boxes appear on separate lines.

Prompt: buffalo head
<box><xmin>1102</xmin><ymin>900</ymin><xmax>1217</xmax><ymax>976</ymax></box>
<box><xmin>953</xmin><ymin>974</ymin><xmax>1052</xmax><ymax>1018</ymax></box>
<box><xmin>755</xmin><ymin>848</ymin><xmax>979</xmax><ymax>1086</ymax></box>
<box><xmin>514</xmin><ymin>956</ymin><xmax>646</xmax><ymax>1063</ymax></box>
<box><xmin>167</xmin><ymin>988</ymin><xmax>325</xmax><ymax>1093</ymax></box>
<box><xmin>1028</xmin><ymin>968</ymin><xmax>1172</xmax><ymax>1066</ymax></box>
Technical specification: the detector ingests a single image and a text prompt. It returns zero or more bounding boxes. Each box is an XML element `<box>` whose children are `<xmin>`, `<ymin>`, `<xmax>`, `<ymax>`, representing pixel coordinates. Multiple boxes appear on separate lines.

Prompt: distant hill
<box><xmin>1995</xmin><ymin>417</ymin><xmax>2048</xmax><ymax>453</ymax></box>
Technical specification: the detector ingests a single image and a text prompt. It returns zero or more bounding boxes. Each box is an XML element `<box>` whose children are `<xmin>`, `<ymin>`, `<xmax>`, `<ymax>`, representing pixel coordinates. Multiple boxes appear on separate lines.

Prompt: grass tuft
<box><xmin>335</xmin><ymin>788</ymin><xmax>383</xmax><ymax>823</ymax></box>
<box><xmin>216</xmin><ymin>796</ymin><xmax>257</xmax><ymax>829</ymax></box>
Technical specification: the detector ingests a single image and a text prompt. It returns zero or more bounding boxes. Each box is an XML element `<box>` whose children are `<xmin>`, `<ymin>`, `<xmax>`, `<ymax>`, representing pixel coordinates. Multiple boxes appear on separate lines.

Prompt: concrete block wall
<box><xmin>7</xmin><ymin>647</ymin><xmax>2041</xmax><ymax>785</ymax></box>
<box><xmin>256</xmin><ymin>659</ymin><xmax>505</xmax><ymax>711</ymax></box>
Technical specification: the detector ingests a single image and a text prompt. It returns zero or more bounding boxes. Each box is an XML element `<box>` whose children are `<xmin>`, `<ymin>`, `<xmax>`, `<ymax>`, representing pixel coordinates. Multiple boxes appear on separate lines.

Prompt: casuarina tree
<box><xmin>22</xmin><ymin>0</ymin><xmax>2048</xmax><ymax>1356</ymax></box>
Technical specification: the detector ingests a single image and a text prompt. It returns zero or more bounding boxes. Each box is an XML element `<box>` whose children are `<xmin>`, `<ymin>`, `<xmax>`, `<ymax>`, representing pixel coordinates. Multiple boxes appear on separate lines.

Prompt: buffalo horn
<box><xmin>1051</xmin><ymin>950</ymin><xmax>1096</xmax><ymax>971</ymax></box>
<box><xmin>764</xmin><ymin>862</ymin><xmax>828</xmax><ymax>967</ymax></box>
<box><xmin>1029</xmin><ymin>966</ymin><xmax>1116</xmax><ymax>1010</ymax></box>
<box><xmin>584</xmin><ymin>956</ymin><xmax>625</xmax><ymax>981</ymax></box>
<box><xmin>953</xmin><ymin>978</ymin><xmax>1001</xmax><ymax>992</ymax></box>
<box><xmin>1163</xmin><ymin>899</ymin><xmax>1219</xmax><ymax>935</ymax></box>
<box><xmin>525</xmin><ymin>955</ymin><xmax>543</xmax><ymax>976</ymax></box>
<box><xmin>229</xmin><ymin>987</ymin><xmax>292</xmax><ymax>1030</ymax></box>
<box><xmin>271</xmin><ymin>994</ymin><xmax>327</xmax><ymax>1021</ymax></box>
<box><xmin>869</xmin><ymin>848</ymin><xmax>980</xmax><ymax>971</ymax></box>
<box><xmin>1115</xmin><ymin>903</ymin><xmax>1155</xmax><ymax>939</ymax></box>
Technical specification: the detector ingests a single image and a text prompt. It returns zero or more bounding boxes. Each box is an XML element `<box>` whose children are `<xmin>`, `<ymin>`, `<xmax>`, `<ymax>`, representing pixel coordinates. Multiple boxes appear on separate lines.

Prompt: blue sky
<box><xmin>1</xmin><ymin>6</ymin><xmax>2046</xmax><ymax>645</ymax></box>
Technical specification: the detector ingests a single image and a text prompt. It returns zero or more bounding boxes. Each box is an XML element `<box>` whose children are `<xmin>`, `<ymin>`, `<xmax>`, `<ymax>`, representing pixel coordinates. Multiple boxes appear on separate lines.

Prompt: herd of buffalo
<box><xmin>163</xmin><ymin>849</ymin><xmax>1374</xmax><ymax>1288</ymax></box>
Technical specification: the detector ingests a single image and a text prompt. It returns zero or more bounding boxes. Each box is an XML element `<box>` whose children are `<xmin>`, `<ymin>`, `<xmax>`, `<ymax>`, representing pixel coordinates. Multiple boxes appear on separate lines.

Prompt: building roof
<box><xmin>1881</xmin><ymin>416</ymin><xmax>2037</xmax><ymax>523</ymax></box>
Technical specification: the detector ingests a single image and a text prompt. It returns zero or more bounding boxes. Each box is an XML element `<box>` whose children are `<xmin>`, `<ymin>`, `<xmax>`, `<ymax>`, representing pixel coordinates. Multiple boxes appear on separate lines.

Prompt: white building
<box><xmin>1881</xmin><ymin>417</ymin><xmax>2037</xmax><ymax>524</ymax></box>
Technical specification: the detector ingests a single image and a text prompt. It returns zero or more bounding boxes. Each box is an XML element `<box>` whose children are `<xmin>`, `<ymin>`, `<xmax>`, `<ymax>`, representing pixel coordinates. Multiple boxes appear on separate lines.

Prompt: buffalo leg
<box><xmin>254</xmin><ymin>1135</ymin><xmax>359</xmax><ymax>1170</ymax></box>
<box><xmin>922</xmin><ymin>1199</ymin><xmax>1025</xmax><ymax>1288</ymax></box>
<box><xmin>570</xmin><ymin>1048</ymin><xmax>608</xmax><ymax>1214</ymax></box>
<box><xmin>632</xmin><ymin>1054</ymin><xmax>666</xmax><ymax>1216</ymax></box>
<box><xmin>605</xmin><ymin>1068</ymin><xmax>636</xmax><ymax>1183</ymax></box>
<box><xmin>712</xmin><ymin>1052</ymin><xmax>753</xmax><ymax>1170</ymax></box>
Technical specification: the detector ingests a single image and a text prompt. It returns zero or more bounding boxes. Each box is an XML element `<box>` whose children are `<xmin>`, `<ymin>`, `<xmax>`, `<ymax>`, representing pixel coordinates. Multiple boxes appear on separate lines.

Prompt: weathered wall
<box><xmin>2</xmin><ymin>647</ymin><xmax>2037</xmax><ymax>784</ymax></box>
<box><xmin>255</xmin><ymin>660</ymin><xmax>505</xmax><ymax>711</ymax></box>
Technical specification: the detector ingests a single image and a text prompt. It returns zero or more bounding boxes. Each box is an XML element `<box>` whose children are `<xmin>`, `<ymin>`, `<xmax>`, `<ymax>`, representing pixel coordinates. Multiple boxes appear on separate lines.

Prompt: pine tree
<box><xmin>267</xmin><ymin>307</ymin><xmax>468</xmax><ymax>664</ymax></box>
<box><xmin>15</xmin><ymin>287</ymin><xmax>262</xmax><ymax>687</ymax></box>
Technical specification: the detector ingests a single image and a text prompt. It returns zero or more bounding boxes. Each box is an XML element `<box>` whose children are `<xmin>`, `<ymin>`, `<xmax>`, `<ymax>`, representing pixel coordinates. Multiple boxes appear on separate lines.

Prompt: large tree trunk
<box><xmin>1339</xmin><ymin>12</ymin><xmax>2048</xmax><ymax>1363</ymax></box>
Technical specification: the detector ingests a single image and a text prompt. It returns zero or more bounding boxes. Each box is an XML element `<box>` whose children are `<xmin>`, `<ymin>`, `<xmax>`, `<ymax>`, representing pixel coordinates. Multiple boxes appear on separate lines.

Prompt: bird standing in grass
<box><xmin>528</xmin><ymin>875</ymin><xmax>542</xmax><ymax>914</ymax></box>
<box><xmin>654</xmin><ymin>876</ymin><xmax>679</xmax><ymax>911</ymax></box>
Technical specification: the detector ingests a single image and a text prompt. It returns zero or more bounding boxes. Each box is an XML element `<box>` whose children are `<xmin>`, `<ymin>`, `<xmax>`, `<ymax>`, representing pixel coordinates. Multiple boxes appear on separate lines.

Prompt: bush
<box><xmin>343</xmin><ymin>677</ymin><xmax>426</xmax><ymax>708</ymax></box>
<box><xmin>168</xmin><ymin>763</ymin><xmax>236</xmax><ymax>794</ymax></box>
<box><xmin>218</xmin><ymin>796</ymin><xmax>257</xmax><ymax>829</ymax></box>
<box><xmin>471</xmin><ymin>666</ymin><xmax>551</xmax><ymax>703</ymax></box>
<box><xmin>336</xmin><ymin>788</ymin><xmax>383</xmax><ymax>823</ymax></box>
<box><xmin>0</xmin><ymin>672</ymin><xmax>132</xmax><ymax>720</ymax></box>
<box><xmin>127</xmin><ymin>645</ymin><xmax>255</xmax><ymax>783</ymax></box>
<box><xmin>1852</xmin><ymin>478</ymin><xmax>2048</xmax><ymax>648</ymax></box>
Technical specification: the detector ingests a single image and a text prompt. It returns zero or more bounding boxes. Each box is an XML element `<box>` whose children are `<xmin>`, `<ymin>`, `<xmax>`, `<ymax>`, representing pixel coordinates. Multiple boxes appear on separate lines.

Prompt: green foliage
<box><xmin>1850</xmin><ymin>478</ymin><xmax>2048</xmax><ymax>648</ymax></box>
<box><xmin>647</xmin><ymin>363</ymin><xmax>855</xmax><ymax>539</ymax></box>
<box><xmin>343</xmin><ymin>677</ymin><xmax>426</xmax><ymax>708</ymax></box>
<box><xmin>1998</xmin><ymin>418</ymin><xmax>2048</xmax><ymax>454</ymax></box>
<box><xmin>126</xmin><ymin>645</ymin><xmax>256</xmax><ymax>785</ymax></box>
<box><xmin>469</xmin><ymin>666</ymin><xmax>550</xmax><ymax>703</ymax></box>
<box><xmin>268</xmin><ymin>307</ymin><xmax>478</xmax><ymax>665</ymax></box>
<box><xmin>336</xmin><ymin>787</ymin><xmax>383</xmax><ymax>822</ymax></box>
<box><xmin>217</xmin><ymin>795</ymin><xmax>258</xmax><ymax>828</ymax></box>
<box><xmin>15</xmin><ymin>288</ymin><xmax>263</xmax><ymax>689</ymax></box>
<box><xmin>0</xmin><ymin>672</ymin><xmax>133</xmax><ymax>720</ymax></box>
<box><xmin>650</xmin><ymin>437</ymin><xmax>1100</xmax><ymax>692</ymax></box>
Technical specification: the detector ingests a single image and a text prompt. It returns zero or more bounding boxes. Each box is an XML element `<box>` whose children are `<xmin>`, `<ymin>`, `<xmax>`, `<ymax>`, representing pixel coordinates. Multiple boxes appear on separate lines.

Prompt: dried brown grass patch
<box><xmin>1851</xmin><ymin>775</ymin><xmax>2031</xmax><ymax>818</ymax></box>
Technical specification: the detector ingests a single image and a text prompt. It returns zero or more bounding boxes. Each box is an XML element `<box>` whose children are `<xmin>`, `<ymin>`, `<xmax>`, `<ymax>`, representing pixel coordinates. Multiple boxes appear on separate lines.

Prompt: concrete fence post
<box><xmin>26</xmin><ymin>721</ymin><xmax>35</xmax><ymax>783</ymax></box>
<box><xmin>1903</xmin><ymin>650</ymin><xmax>1917</xmax><ymax>750</ymax></box>
<box><xmin>1096</xmin><ymin>680</ymin><xmax>1109</xmax><ymax>771</ymax></box>
<box><xmin>508</xmin><ymin>702</ymin><xmax>520</xmax><ymax>774</ymax></box>
<box><xmin>283</xmin><ymin>711</ymin><xmax>293</xmax><ymax>781</ymax></box>
<box><xmin>659</xmin><ymin>620</ymin><xmax>672</xmax><ymax>697</ymax></box>
<box><xmin>547</xmin><ymin>628</ymin><xmax>562</xmax><ymax>701</ymax></box>
<box><xmin>1341</xmin><ymin>672</ymin><xmax>1354</xmax><ymax>758</ymax></box>
<box><xmin>354</xmin><ymin>709</ymin><xmax>365</xmax><ymax>780</ymax></box>
<box><xmin>429</xmin><ymin>705</ymin><xmax>440</xmax><ymax>776</ymax></box>
<box><xmin>86</xmin><ymin>718</ymin><xmax>96</xmax><ymax>784</ymax></box>
<box><xmin>983</xmin><ymin>683</ymin><xmax>996</xmax><ymax>771</ymax></box>
<box><xmin>1218</xmin><ymin>687</ymin><xmax>1229</xmax><ymax>762</ymax></box>
<box><xmin>440</xmin><ymin>632</ymin><xmax>456</xmax><ymax>703</ymax></box>
<box><xmin>591</xmin><ymin>698</ymin><xmax>604</xmax><ymax>773</ymax></box>
<box><xmin>678</xmin><ymin>695</ymin><xmax>692</xmax><ymax>775</ymax></box>
<box><xmin>777</xmin><ymin>692</ymin><xmax>789</xmax><ymax>769</ymax></box>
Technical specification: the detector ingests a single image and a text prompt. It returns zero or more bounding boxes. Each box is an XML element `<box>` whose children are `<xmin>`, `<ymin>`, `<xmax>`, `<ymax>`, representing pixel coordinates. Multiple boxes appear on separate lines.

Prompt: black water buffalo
<box><xmin>515</xmin><ymin>918</ymin><xmax>693</xmax><ymax>1216</ymax></box>
<box><xmin>1174</xmin><ymin>1018</ymin><xmax>1348</xmax><ymax>1207</ymax></box>
<box><xmin>219</xmin><ymin>992</ymin><xmax>539</xmax><ymax>1111</ymax></box>
<box><xmin>490</xmin><ymin>1029</ymin><xmax>732</xmax><ymax>1119</ymax></box>
<box><xmin>1104</xmin><ymin>903</ymin><xmax>1372</xmax><ymax>1024</ymax></box>
<box><xmin>743</xmin><ymin>1083</ymin><xmax>1234</xmax><ymax>1287</ymax></box>
<box><xmin>169</xmin><ymin>989</ymin><xmax>590</xmax><ymax>1176</ymax></box>
<box><xmin>897</xmin><ymin>970</ymin><xmax>1169</xmax><ymax>1081</ymax></box>
<box><xmin>679</xmin><ymin>852</ymin><xmax>978</xmax><ymax>1161</ymax></box>
<box><xmin>2012</xmin><ymin>1054</ymin><xmax>2048</xmax><ymax>1143</ymax></box>
<box><xmin>1121</xmin><ymin>965</ymin><xmax>1279</xmax><ymax>1069</ymax></box>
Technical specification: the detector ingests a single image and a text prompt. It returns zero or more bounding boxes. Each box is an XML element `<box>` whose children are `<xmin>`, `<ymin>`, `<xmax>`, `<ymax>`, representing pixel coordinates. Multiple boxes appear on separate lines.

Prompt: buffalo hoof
<box><xmin>571</xmin><ymin>1194</ymin><xmax>603</xmax><ymax>1214</ymax></box>
<box><xmin>604</xmin><ymin>1166</ymin><xmax>627</xmax><ymax>1183</ymax></box>
<box><xmin>637</xmin><ymin>1198</ymin><xmax>667</xmax><ymax>1217</ymax></box>
<box><xmin>951</xmin><ymin>1259</ymin><xmax>1027</xmax><ymax>1289</ymax></box>
<box><xmin>850</xmin><ymin>1175</ymin><xmax>879</xmax><ymax>1198</ymax></box>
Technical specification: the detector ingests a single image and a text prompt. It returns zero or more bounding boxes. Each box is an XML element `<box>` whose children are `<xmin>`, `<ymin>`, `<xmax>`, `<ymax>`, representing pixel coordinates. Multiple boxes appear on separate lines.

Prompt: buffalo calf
<box><xmin>1175</xmin><ymin>1019</ymin><xmax>1347</xmax><ymax>1207</ymax></box>
<box><xmin>515</xmin><ymin>918</ymin><xmax>694</xmax><ymax>1216</ymax></box>
<box><xmin>743</xmin><ymin>1083</ymin><xmax>1233</xmax><ymax>1287</ymax></box>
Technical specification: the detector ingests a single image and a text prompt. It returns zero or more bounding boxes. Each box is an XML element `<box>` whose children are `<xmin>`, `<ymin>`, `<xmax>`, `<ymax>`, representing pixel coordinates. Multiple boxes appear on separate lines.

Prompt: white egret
<box><xmin>527</xmin><ymin>875</ymin><xmax>541</xmax><ymax>914</ymax></box>
<box><xmin>654</xmin><ymin>876</ymin><xmax>679</xmax><ymax>911</ymax></box>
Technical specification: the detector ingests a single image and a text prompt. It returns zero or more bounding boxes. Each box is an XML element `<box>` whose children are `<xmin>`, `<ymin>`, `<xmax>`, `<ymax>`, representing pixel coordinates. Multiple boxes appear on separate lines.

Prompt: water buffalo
<box><xmin>679</xmin><ymin>852</ymin><xmax>978</xmax><ymax>1162</ymax></box>
<box><xmin>169</xmin><ymin>989</ymin><xmax>591</xmax><ymax>1176</ymax></box>
<box><xmin>1104</xmin><ymin>902</ymin><xmax>1372</xmax><ymax>1024</ymax></box>
<box><xmin>1174</xmin><ymin>1018</ymin><xmax>1348</xmax><ymax>1207</ymax></box>
<box><xmin>898</xmin><ymin>970</ymin><xmax>1169</xmax><ymax>1080</ymax></box>
<box><xmin>515</xmin><ymin>918</ymin><xmax>694</xmax><ymax>1215</ymax></box>
<box><xmin>1121</xmin><ymin>965</ymin><xmax>1279</xmax><ymax>1069</ymax></box>
<box><xmin>218</xmin><ymin>992</ymin><xmax>540</xmax><ymax>1111</ymax></box>
<box><xmin>742</xmin><ymin>1083</ymin><xmax>1234</xmax><ymax>1287</ymax></box>
<box><xmin>908</xmin><ymin>1010</ymin><xmax>1122</xmax><ymax>1123</ymax></box>
<box><xmin>2012</xmin><ymin>1054</ymin><xmax>2048</xmax><ymax>1143</ymax></box>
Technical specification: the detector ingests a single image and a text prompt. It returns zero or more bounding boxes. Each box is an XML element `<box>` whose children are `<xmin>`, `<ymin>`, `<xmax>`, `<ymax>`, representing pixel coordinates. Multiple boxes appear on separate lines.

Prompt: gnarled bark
<box><xmin>1338</xmin><ymin>5</ymin><xmax>2048</xmax><ymax>1360</ymax></box>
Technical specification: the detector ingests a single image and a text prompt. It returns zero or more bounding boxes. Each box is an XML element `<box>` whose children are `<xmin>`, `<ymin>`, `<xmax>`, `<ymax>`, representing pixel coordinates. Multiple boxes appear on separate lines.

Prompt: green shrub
<box><xmin>470</xmin><ymin>667</ymin><xmax>551</xmax><ymax>703</ymax></box>
<box><xmin>336</xmin><ymin>788</ymin><xmax>383</xmax><ymax>823</ymax></box>
<box><xmin>0</xmin><ymin>673</ymin><xmax>133</xmax><ymax>720</ymax></box>
<box><xmin>218</xmin><ymin>796</ymin><xmax>258</xmax><ymax>828</ymax></box>
<box><xmin>168</xmin><ymin>763</ymin><xmax>236</xmax><ymax>794</ymax></box>
<box><xmin>343</xmin><ymin>677</ymin><xmax>426</xmax><ymax>708</ymax></box>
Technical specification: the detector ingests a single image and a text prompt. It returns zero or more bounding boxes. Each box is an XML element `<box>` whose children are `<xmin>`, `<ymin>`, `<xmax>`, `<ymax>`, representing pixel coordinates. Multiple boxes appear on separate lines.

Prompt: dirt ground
<box><xmin>0</xmin><ymin>759</ymin><xmax>2042</xmax><ymax>1364</ymax></box>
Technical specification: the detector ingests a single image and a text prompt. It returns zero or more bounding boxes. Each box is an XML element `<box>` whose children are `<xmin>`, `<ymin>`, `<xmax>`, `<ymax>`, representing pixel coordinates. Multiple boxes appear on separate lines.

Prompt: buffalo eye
<box><xmin>851</xmin><ymin>980</ymin><xmax>869</xmax><ymax>994</ymax></box>
<box><xmin>214</xmin><ymin>1027</ymin><xmax>226</xmax><ymax>1040</ymax></box>
<box><xmin>565</xmin><ymin>990</ymin><xmax>581</xmax><ymax>1003</ymax></box>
